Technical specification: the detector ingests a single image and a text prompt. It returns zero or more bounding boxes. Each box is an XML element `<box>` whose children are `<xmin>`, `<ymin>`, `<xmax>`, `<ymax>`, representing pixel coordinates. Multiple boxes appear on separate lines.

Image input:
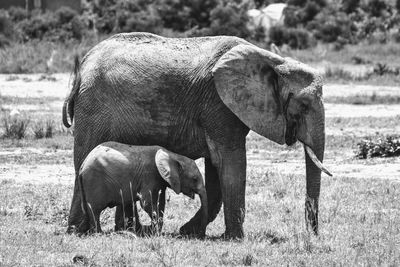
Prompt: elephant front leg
<box><xmin>217</xmin><ymin>147</ymin><xmax>246</xmax><ymax>239</ymax></box>
<box><xmin>180</xmin><ymin>158</ymin><xmax>222</xmax><ymax>237</ymax></box>
<box><xmin>139</xmin><ymin>190</ymin><xmax>166</xmax><ymax>236</ymax></box>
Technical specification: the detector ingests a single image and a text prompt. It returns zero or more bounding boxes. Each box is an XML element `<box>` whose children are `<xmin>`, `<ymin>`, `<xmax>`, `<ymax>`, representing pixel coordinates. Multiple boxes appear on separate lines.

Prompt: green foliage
<box><xmin>357</xmin><ymin>136</ymin><xmax>400</xmax><ymax>159</ymax></box>
<box><xmin>269</xmin><ymin>26</ymin><xmax>313</xmax><ymax>49</ymax></box>
<box><xmin>308</xmin><ymin>6</ymin><xmax>356</xmax><ymax>44</ymax></box>
<box><xmin>157</xmin><ymin>0</ymin><xmax>218</xmax><ymax>32</ymax></box>
<box><xmin>0</xmin><ymin>0</ymin><xmax>400</xmax><ymax>51</ymax></box>
<box><xmin>341</xmin><ymin>0</ymin><xmax>360</xmax><ymax>14</ymax></box>
<box><xmin>7</xmin><ymin>6</ymin><xmax>29</xmax><ymax>22</ymax></box>
<box><xmin>192</xmin><ymin>0</ymin><xmax>251</xmax><ymax>38</ymax></box>
<box><xmin>0</xmin><ymin>10</ymin><xmax>14</xmax><ymax>47</ymax></box>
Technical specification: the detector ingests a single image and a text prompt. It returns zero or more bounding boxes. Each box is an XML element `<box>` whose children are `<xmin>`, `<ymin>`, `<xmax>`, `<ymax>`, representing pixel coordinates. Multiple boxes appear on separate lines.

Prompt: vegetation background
<box><xmin>0</xmin><ymin>0</ymin><xmax>400</xmax><ymax>73</ymax></box>
<box><xmin>1</xmin><ymin>0</ymin><xmax>400</xmax><ymax>266</ymax></box>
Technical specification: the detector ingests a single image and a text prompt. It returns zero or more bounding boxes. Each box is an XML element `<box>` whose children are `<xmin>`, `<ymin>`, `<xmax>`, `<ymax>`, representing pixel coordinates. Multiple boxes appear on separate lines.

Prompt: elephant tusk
<box><xmin>305</xmin><ymin>146</ymin><xmax>332</xmax><ymax>177</ymax></box>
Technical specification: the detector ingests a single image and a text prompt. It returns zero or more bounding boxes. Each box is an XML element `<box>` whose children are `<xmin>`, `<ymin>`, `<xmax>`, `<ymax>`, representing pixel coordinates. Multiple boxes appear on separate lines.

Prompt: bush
<box><xmin>55</xmin><ymin>6</ymin><xmax>78</xmax><ymax>25</ymax></box>
<box><xmin>3</xmin><ymin>115</ymin><xmax>30</xmax><ymax>139</ymax></box>
<box><xmin>357</xmin><ymin>136</ymin><xmax>400</xmax><ymax>159</ymax></box>
<box><xmin>308</xmin><ymin>7</ymin><xmax>356</xmax><ymax>44</ymax></box>
<box><xmin>365</xmin><ymin>0</ymin><xmax>389</xmax><ymax>17</ymax></box>
<box><xmin>117</xmin><ymin>5</ymin><xmax>163</xmax><ymax>33</ymax></box>
<box><xmin>0</xmin><ymin>10</ymin><xmax>14</xmax><ymax>40</ymax></box>
<box><xmin>191</xmin><ymin>1</ymin><xmax>251</xmax><ymax>38</ymax></box>
<box><xmin>18</xmin><ymin>12</ymin><xmax>58</xmax><ymax>41</ymax></box>
<box><xmin>0</xmin><ymin>34</ymin><xmax>10</xmax><ymax>48</ymax></box>
<box><xmin>156</xmin><ymin>0</ymin><xmax>218</xmax><ymax>32</ymax></box>
<box><xmin>341</xmin><ymin>0</ymin><xmax>360</xmax><ymax>14</ymax></box>
<box><xmin>8</xmin><ymin>7</ymin><xmax>28</xmax><ymax>22</ymax></box>
<box><xmin>33</xmin><ymin>120</ymin><xmax>54</xmax><ymax>139</ymax></box>
<box><xmin>269</xmin><ymin>26</ymin><xmax>313</xmax><ymax>49</ymax></box>
<box><xmin>284</xmin><ymin>0</ymin><xmax>326</xmax><ymax>27</ymax></box>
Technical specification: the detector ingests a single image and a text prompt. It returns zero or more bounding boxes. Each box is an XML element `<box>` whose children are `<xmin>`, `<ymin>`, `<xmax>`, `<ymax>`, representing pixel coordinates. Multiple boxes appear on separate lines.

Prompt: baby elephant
<box><xmin>77</xmin><ymin>141</ymin><xmax>208</xmax><ymax>237</ymax></box>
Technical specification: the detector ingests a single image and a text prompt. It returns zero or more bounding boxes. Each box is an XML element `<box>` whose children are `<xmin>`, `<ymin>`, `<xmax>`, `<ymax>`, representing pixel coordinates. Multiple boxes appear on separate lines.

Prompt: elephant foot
<box><xmin>66</xmin><ymin>225</ymin><xmax>77</xmax><ymax>234</ymax></box>
<box><xmin>179</xmin><ymin>219</ymin><xmax>205</xmax><ymax>238</ymax></box>
<box><xmin>220</xmin><ymin>228</ymin><xmax>244</xmax><ymax>241</ymax></box>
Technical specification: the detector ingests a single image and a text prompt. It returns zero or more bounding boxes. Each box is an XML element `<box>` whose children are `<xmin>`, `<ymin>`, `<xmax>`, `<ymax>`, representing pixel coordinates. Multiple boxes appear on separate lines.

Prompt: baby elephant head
<box><xmin>155</xmin><ymin>149</ymin><xmax>208</xmax><ymax>237</ymax></box>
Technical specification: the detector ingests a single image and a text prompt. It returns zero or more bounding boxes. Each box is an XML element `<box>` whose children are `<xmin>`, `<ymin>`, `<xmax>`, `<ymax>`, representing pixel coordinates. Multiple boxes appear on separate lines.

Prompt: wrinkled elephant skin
<box><xmin>63</xmin><ymin>32</ymin><xmax>329</xmax><ymax>239</ymax></box>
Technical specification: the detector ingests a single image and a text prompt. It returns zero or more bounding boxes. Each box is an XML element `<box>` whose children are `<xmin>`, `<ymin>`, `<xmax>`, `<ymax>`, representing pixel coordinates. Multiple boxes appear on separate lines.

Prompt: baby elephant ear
<box><xmin>155</xmin><ymin>149</ymin><xmax>181</xmax><ymax>194</ymax></box>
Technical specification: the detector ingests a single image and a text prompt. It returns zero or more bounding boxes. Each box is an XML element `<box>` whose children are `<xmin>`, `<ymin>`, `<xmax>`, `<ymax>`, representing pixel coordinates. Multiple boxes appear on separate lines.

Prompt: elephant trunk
<box><xmin>304</xmin><ymin>103</ymin><xmax>326</xmax><ymax>235</ymax></box>
<box><xmin>198</xmin><ymin>188</ymin><xmax>208</xmax><ymax>238</ymax></box>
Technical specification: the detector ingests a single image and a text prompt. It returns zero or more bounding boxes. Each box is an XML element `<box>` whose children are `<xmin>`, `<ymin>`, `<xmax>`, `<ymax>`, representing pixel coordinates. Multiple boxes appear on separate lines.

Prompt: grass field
<box><xmin>0</xmin><ymin>74</ymin><xmax>400</xmax><ymax>266</ymax></box>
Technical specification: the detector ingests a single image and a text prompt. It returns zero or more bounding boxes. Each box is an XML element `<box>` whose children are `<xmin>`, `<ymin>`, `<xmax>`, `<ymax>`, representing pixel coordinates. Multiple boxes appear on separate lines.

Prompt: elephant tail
<box><xmin>62</xmin><ymin>56</ymin><xmax>81</xmax><ymax>128</ymax></box>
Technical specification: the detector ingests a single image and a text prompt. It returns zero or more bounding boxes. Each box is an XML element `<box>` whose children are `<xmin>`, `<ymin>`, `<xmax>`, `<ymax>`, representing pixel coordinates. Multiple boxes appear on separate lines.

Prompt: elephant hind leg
<box><xmin>67</xmin><ymin>175</ymin><xmax>85</xmax><ymax>234</ymax></box>
<box><xmin>76</xmin><ymin>214</ymin><xmax>91</xmax><ymax>234</ymax></box>
<box><xmin>85</xmin><ymin>207</ymin><xmax>102</xmax><ymax>233</ymax></box>
<box><xmin>180</xmin><ymin>157</ymin><xmax>222</xmax><ymax>237</ymax></box>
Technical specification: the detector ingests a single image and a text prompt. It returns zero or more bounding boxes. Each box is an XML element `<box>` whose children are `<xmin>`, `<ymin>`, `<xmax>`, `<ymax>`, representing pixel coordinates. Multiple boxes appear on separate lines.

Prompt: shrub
<box><xmin>192</xmin><ymin>1</ymin><xmax>251</xmax><ymax>38</ymax></box>
<box><xmin>0</xmin><ymin>34</ymin><xmax>10</xmax><ymax>48</ymax></box>
<box><xmin>341</xmin><ymin>0</ymin><xmax>360</xmax><ymax>14</ymax></box>
<box><xmin>55</xmin><ymin>6</ymin><xmax>78</xmax><ymax>25</ymax></box>
<box><xmin>3</xmin><ymin>115</ymin><xmax>30</xmax><ymax>139</ymax></box>
<box><xmin>365</xmin><ymin>0</ymin><xmax>389</xmax><ymax>17</ymax></box>
<box><xmin>0</xmin><ymin>10</ymin><xmax>14</xmax><ymax>40</ymax></box>
<box><xmin>269</xmin><ymin>26</ymin><xmax>313</xmax><ymax>49</ymax></box>
<box><xmin>18</xmin><ymin>12</ymin><xmax>58</xmax><ymax>41</ymax></box>
<box><xmin>308</xmin><ymin>7</ymin><xmax>356</xmax><ymax>44</ymax></box>
<box><xmin>357</xmin><ymin>136</ymin><xmax>400</xmax><ymax>159</ymax></box>
<box><xmin>33</xmin><ymin>123</ymin><xmax>45</xmax><ymax>139</ymax></box>
<box><xmin>8</xmin><ymin>7</ymin><xmax>29</xmax><ymax>22</ymax></box>
<box><xmin>156</xmin><ymin>0</ymin><xmax>218</xmax><ymax>32</ymax></box>
<box><xmin>118</xmin><ymin>5</ymin><xmax>163</xmax><ymax>34</ymax></box>
<box><xmin>34</xmin><ymin>120</ymin><xmax>55</xmax><ymax>139</ymax></box>
<box><xmin>284</xmin><ymin>0</ymin><xmax>326</xmax><ymax>27</ymax></box>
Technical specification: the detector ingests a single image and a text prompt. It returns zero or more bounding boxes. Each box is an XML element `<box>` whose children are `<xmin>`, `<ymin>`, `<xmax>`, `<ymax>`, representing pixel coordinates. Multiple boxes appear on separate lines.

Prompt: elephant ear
<box><xmin>212</xmin><ymin>44</ymin><xmax>287</xmax><ymax>144</ymax></box>
<box><xmin>155</xmin><ymin>149</ymin><xmax>181</xmax><ymax>194</ymax></box>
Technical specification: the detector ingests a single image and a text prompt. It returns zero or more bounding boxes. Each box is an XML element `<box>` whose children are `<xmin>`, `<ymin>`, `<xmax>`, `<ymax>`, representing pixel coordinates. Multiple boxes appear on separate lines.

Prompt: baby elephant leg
<box><xmin>140</xmin><ymin>190</ymin><xmax>166</xmax><ymax>236</ymax></box>
<box><xmin>88</xmin><ymin>208</ymin><xmax>102</xmax><ymax>233</ymax></box>
<box><xmin>114</xmin><ymin>205</ymin><xmax>134</xmax><ymax>231</ymax></box>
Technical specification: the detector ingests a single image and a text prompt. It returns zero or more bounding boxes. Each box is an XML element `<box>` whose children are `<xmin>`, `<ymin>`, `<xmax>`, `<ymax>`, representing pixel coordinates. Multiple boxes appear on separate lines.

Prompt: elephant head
<box><xmin>212</xmin><ymin>44</ymin><xmax>331</xmax><ymax>234</ymax></box>
<box><xmin>155</xmin><ymin>149</ymin><xmax>208</xmax><ymax>237</ymax></box>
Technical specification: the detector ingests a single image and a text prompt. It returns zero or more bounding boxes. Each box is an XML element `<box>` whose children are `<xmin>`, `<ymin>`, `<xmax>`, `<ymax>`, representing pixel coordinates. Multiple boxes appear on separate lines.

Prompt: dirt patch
<box><xmin>325</xmin><ymin>103</ymin><xmax>400</xmax><ymax>118</ymax></box>
<box><xmin>1</xmin><ymin>75</ymin><xmax>400</xmax><ymax>185</ymax></box>
<box><xmin>0</xmin><ymin>73</ymin><xmax>70</xmax><ymax>98</ymax></box>
<box><xmin>323</xmin><ymin>84</ymin><xmax>400</xmax><ymax>98</ymax></box>
<box><xmin>0</xmin><ymin>164</ymin><xmax>74</xmax><ymax>185</ymax></box>
<box><xmin>247</xmin><ymin>150</ymin><xmax>400</xmax><ymax>181</ymax></box>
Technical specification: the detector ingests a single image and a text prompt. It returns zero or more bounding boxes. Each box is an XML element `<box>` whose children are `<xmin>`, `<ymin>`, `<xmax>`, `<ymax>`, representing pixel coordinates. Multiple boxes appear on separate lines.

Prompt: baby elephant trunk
<box><xmin>198</xmin><ymin>188</ymin><xmax>208</xmax><ymax>238</ymax></box>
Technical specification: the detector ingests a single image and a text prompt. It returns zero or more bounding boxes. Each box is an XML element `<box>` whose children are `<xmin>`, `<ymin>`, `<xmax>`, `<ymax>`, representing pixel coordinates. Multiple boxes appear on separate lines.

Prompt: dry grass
<box><xmin>1</xmin><ymin>168</ymin><xmax>399</xmax><ymax>266</ymax></box>
<box><xmin>1</xmin><ymin>79</ymin><xmax>400</xmax><ymax>265</ymax></box>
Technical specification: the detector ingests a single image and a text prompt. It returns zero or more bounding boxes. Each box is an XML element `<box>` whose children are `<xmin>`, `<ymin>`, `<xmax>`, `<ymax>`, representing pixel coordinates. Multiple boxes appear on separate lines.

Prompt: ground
<box><xmin>0</xmin><ymin>73</ymin><xmax>399</xmax><ymax>266</ymax></box>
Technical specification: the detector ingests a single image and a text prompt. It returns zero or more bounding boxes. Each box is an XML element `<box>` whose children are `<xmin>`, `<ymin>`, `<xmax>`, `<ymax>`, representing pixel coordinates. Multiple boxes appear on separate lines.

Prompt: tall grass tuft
<box><xmin>3</xmin><ymin>115</ymin><xmax>30</xmax><ymax>139</ymax></box>
<box><xmin>33</xmin><ymin>120</ymin><xmax>55</xmax><ymax>139</ymax></box>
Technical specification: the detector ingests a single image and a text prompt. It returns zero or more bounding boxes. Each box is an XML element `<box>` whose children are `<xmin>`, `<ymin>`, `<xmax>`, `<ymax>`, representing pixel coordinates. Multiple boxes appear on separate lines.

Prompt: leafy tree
<box><xmin>192</xmin><ymin>0</ymin><xmax>251</xmax><ymax>38</ymax></box>
<box><xmin>341</xmin><ymin>0</ymin><xmax>360</xmax><ymax>14</ymax></box>
<box><xmin>157</xmin><ymin>0</ymin><xmax>218</xmax><ymax>32</ymax></box>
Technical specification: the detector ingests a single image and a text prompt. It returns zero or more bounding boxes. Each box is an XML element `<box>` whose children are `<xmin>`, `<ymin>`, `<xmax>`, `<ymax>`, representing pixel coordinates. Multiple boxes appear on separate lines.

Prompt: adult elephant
<box><xmin>63</xmin><ymin>32</ymin><xmax>331</xmax><ymax>239</ymax></box>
